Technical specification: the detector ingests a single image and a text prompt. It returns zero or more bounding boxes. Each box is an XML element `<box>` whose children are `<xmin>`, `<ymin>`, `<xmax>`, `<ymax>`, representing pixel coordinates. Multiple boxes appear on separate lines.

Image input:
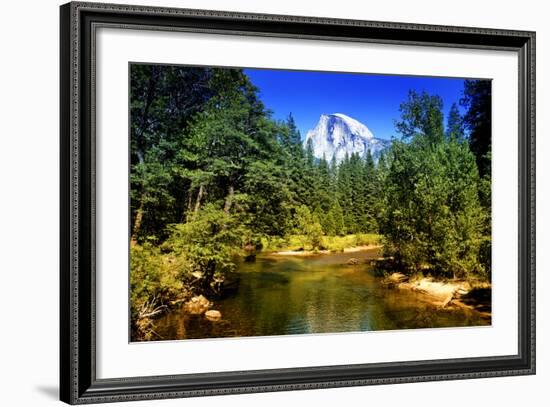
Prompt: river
<box><xmin>154</xmin><ymin>248</ymin><xmax>490</xmax><ymax>340</ymax></box>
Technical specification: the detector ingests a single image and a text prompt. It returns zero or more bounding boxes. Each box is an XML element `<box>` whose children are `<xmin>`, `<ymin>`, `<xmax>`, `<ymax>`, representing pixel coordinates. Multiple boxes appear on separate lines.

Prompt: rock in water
<box><xmin>184</xmin><ymin>295</ymin><xmax>211</xmax><ymax>315</ymax></box>
<box><xmin>205</xmin><ymin>310</ymin><xmax>222</xmax><ymax>321</ymax></box>
<box><xmin>381</xmin><ymin>272</ymin><xmax>408</xmax><ymax>287</ymax></box>
<box><xmin>347</xmin><ymin>258</ymin><xmax>360</xmax><ymax>265</ymax></box>
<box><xmin>303</xmin><ymin>113</ymin><xmax>389</xmax><ymax>163</ymax></box>
<box><xmin>388</xmin><ymin>272</ymin><xmax>408</xmax><ymax>283</ymax></box>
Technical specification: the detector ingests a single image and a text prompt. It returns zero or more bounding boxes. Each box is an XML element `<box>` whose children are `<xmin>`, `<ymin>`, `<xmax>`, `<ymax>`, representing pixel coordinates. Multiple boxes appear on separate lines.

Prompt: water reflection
<box><xmin>154</xmin><ymin>249</ymin><xmax>490</xmax><ymax>340</ymax></box>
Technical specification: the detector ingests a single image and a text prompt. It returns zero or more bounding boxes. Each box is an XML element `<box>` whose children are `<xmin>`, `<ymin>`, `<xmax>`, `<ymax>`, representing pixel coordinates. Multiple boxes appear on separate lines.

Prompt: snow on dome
<box><xmin>304</xmin><ymin>113</ymin><xmax>388</xmax><ymax>163</ymax></box>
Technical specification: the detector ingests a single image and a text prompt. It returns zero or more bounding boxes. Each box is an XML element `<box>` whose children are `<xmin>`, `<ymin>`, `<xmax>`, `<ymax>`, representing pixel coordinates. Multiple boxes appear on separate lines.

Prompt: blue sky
<box><xmin>244</xmin><ymin>68</ymin><xmax>470</xmax><ymax>140</ymax></box>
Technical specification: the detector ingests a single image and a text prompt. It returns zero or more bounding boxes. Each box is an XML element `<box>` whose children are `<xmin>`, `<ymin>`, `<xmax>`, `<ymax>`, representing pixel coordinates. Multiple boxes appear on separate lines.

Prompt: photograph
<box><xmin>54</xmin><ymin>1</ymin><xmax>536</xmax><ymax>404</ymax></box>
<box><xmin>129</xmin><ymin>64</ymin><xmax>492</xmax><ymax>342</ymax></box>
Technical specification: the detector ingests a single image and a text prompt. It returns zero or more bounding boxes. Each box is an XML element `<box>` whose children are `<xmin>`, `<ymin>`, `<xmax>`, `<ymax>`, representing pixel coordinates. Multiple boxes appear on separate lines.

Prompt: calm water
<box><xmin>154</xmin><ymin>248</ymin><xmax>490</xmax><ymax>340</ymax></box>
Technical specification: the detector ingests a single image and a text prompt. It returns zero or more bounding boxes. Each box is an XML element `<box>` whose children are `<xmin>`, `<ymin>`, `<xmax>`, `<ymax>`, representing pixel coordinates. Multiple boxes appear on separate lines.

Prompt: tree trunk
<box><xmin>223</xmin><ymin>185</ymin><xmax>235</xmax><ymax>214</ymax></box>
<box><xmin>131</xmin><ymin>149</ymin><xmax>146</xmax><ymax>245</ymax></box>
<box><xmin>183</xmin><ymin>190</ymin><xmax>194</xmax><ymax>222</ymax></box>
<box><xmin>131</xmin><ymin>202</ymin><xmax>144</xmax><ymax>245</ymax></box>
<box><xmin>194</xmin><ymin>184</ymin><xmax>205</xmax><ymax>214</ymax></box>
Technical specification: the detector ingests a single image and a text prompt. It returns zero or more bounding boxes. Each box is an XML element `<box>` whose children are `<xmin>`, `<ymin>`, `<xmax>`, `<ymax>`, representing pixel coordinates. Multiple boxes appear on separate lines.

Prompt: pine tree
<box><xmin>337</xmin><ymin>154</ymin><xmax>354</xmax><ymax>234</ymax></box>
<box><xmin>361</xmin><ymin>150</ymin><xmax>377</xmax><ymax>232</ymax></box>
<box><xmin>372</xmin><ymin>150</ymin><xmax>389</xmax><ymax>232</ymax></box>
<box><xmin>316</xmin><ymin>154</ymin><xmax>332</xmax><ymax>212</ymax></box>
<box><xmin>460</xmin><ymin>80</ymin><xmax>492</xmax><ymax>178</ymax></box>
<box><xmin>446</xmin><ymin>102</ymin><xmax>465</xmax><ymax>141</ymax></box>
<box><xmin>348</xmin><ymin>153</ymin><xmax>365</xmax><ymax>233</ymax></box>
<box><xmin>300</xmin><ymin>138</ymin><xmax>318</xmax><ymax>208</ymax></box>
<box><xmin>330</xmin><ymin>200</ymin><xmax>345</xmax><ymax>236</ymax></box>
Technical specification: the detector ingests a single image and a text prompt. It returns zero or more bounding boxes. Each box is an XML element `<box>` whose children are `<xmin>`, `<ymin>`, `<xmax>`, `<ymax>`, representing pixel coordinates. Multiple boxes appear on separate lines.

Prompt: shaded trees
<box><xmin>130</xmin><ymin>65</ymin><xmax>215</xmax><ymax>241</ymax></box>
<box><xmin>461</xmin><ymin>80</ymin><xmax>492</xmax><ymax>178</ymax></box>
<box><xmin>461</xmin><ymin>80</ymin><xmax>492</xmax><ymax>271</ymax></box>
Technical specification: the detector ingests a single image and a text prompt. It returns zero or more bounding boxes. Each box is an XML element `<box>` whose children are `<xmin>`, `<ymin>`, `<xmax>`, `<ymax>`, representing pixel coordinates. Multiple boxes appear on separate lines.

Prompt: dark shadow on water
<box><xmin>35</xmin><ymin>385</ymin><xmax>58</xmax><ymax>400</ymax></box>
<box><xmin>460</xmin><ymin>287</ymin><xmax>492</xmax><ymax>314</ymax></box>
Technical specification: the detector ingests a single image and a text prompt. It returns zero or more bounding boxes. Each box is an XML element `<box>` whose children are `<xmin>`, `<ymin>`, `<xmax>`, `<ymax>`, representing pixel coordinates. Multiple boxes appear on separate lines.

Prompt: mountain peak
<box><xmin>304</xmin><ymin>113</ymin><xmax>388</xmax><ymax>163</ymax></box>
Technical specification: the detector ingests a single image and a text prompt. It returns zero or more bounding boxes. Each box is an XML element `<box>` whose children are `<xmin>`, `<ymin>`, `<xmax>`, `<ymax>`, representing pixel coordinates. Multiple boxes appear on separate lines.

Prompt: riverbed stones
<box><xmin>205</xmin><ymin>310</ymin><xmax>222</xmax><ymax>321</ymax></box>
<box><xmin>184</xmin><ymin>295</ymin><xmax>211</xmax><ymax>315</ymax></box>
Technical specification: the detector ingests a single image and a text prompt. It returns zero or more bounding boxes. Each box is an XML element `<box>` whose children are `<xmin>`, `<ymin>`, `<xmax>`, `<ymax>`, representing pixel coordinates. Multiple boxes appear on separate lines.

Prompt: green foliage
<box><xmin>130</xmin><ymin>65</ymin><xmax>215</xmax><ymax>241</ymax></box>
<box><xmin>333</xmin><ymin>151</ymin><xmax>380</xmax><ymax>235</ymax></box>
<box><xmin>293</xmin><ymin>205</ymin><xmax>324</xmax><ymax>250</ymax></box>
<box><xmin>130</xmin><ymin>242</ymin><xmax>190</xmax><ymax>339</ymax></box>
<box><xmin>261</xmin><ymin>233</ymin><xmax>381</xmax><ymax>253</ymax></box>
<box><xmin>323</xmin><ymin>233</ymin><xmax>381</xmax><ymax>252</ymax></box>
<box><xmin>328</xmin><ymin>200</ymin><xmax>345</xmax><ymax>236</ymax></box>
<box><xmin>165</xmin><ymin>204</ymin><xmax>247</xmax><ymax>294</ymax></box>
<box><xmin>130</xmin><ymin>243</ymin><xmax>188</xmax><ymax>310</ymax></box>
<box><xmin>446</xmin><ymin>102</ymin><xmax>465</xmax><ymax>141</ymax></box>
<box><xmin>243</xmin><ymin>160</ymin><xmax>293</xmax><ymax>236</ymax></box>
<box><xmin>381</xmin><ymin>92</ymin><xmax>490</xmax><ymax>279</ymax></box>
<box><xmin>396</xmin><ymin>90</ymin><xmax>445</xmax><ymax>145</ymax></box>
<box><xmin>130</xmin><ymin>160</ymin><xmax>176</xmax><ymax>241</ymax></box>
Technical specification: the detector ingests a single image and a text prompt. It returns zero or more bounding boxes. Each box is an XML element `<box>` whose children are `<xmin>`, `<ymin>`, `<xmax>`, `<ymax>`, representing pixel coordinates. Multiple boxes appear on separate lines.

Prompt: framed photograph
<box><xmin>60</xmin><ymin>1</ymin><xmax>535</xmax><ymax>404</ymax></box>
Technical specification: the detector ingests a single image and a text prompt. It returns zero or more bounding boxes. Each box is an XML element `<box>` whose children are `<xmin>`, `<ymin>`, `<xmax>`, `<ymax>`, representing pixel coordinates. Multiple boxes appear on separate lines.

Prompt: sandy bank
<box><xmin>344</xmin><ymin>245</ymin><xmax>383</xmax><ymax>253</ymax></box>
<box><xmin>272</xmin><ymin>245</ymin><xmax>382</xmax><ymax>256</ymax></box>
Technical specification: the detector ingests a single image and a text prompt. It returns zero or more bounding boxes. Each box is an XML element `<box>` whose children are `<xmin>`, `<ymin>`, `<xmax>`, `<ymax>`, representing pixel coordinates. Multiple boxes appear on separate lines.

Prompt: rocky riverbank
<box><xmin>183</xmin><ymin>294</ymin><xmax>223</xmax><ymax>321</ymax></box>
<box><xmin>381</xmin><ymin>272</ymin><xmax>491</xmax><ymax>317</ymax></box>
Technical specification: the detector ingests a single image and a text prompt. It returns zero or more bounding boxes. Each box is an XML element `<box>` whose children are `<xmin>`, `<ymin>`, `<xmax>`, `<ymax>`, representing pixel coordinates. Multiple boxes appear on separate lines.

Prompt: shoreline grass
<box><xmin>261</xmin><ymin>233</ymin><xmax>382</xmax><ymax>254</ymax></box>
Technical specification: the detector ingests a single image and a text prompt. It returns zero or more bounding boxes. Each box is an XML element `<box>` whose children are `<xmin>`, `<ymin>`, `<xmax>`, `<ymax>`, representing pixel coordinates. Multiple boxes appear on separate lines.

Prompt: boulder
<box><xmin>184</xmin><ymin>295</ymin><xmax>211</xmax><ymax>315</ymax></box>
<box><xmin>381</xmin><ymin>272</ymin><xmax>409</xmax><ymax>288</ymax></box>
<box><xmin>388</xmin><ymin>272</ymin><xmax>408</xmax><ymax>283</ymax></box>
<box><xmin>347</xmin><ymin>258</ymin><xmax>360</xmax><ymax>265</ymax></box>
<box><xmin>205</xmin><ymin>310</ymin><xmax>222</xmax><ymax>321</ymax></box>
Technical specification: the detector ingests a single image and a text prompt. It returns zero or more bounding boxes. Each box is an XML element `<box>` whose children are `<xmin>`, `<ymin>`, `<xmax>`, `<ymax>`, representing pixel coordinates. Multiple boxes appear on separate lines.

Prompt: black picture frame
<box><xmin>60</xmin><ymin>2</ymin><xmax>536</xmax><ymax>404</ymax></box>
